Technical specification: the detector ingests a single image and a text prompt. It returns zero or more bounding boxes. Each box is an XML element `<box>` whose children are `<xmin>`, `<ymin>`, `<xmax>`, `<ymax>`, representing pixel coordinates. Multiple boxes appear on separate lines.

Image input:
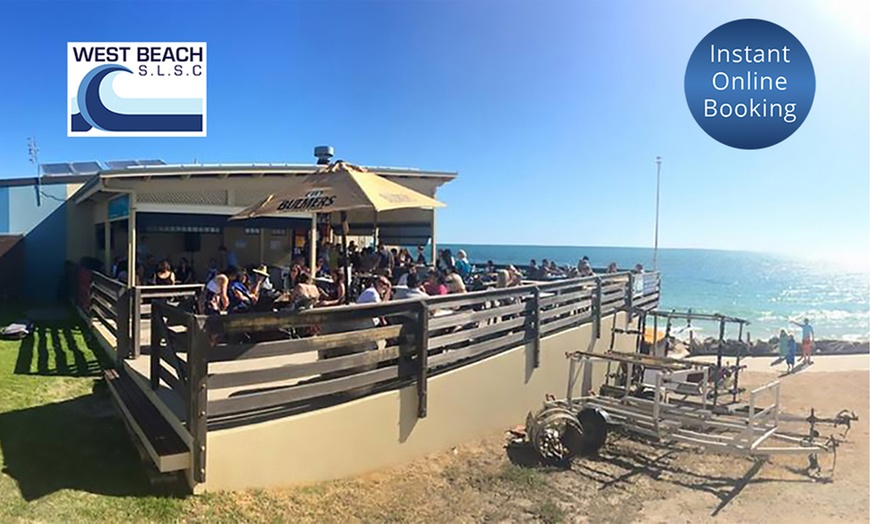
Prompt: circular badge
<box><xmin>685</xmin><ymin>19</ymin><xmax>815</xmax><ymax>150</ymax></box>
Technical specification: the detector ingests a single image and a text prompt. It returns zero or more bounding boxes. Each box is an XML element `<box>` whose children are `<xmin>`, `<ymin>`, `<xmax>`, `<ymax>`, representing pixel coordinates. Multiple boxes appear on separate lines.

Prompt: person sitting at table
<box><xmin>393</xmin><ymin>272</ymin><xmax>428</xmax><ymax>300</ymax></box>
<box><xmin>579</xmin><ymin>259</ymin><xmax>594</xmax><ymax>277</ymax></box>
<box><xmin>228</xmin><ymin>270</ymin><xmax>255</xmax><ymax>312</ymax></box>
<box><xmin>175</xmin><ymin>257</ymin><xmax>195</xmax><ymax>284</ymax></box>
<box><xmin>455</xmin><ymin>250</ymin><xmax>472</xmax><ymax>279</ymax></box>
<box><xmin>288</xmin><ymin>263</ymin><xmax>303</xmax><ymax>289</ymax></box>
<box><xmin>438</xmin><ymin>249</ymin><xmax>455</xmax><ymax>272</ymax></box>
<box><xmin>251</xmin><ymin>264</ymin><xmax>274</xmax><ymax>294</ymax></box>
<box><xmin>397</xmin><ymin>263</ymin><xmax>417</xmax><ymax>287</ymax></box>
<box><xmin>315</xmin><ymin>257</ymin><xmax>331</xmax><ymax>279</ymax></box>
<box><xmin>507</xmin><ymin>265</ymin><xmax>523</xmax><ymax>287</ymax></box>
<box><xmin>424</xmin><ymin>271</ymin><xmax>448</xmax><ymax>296</ymax></box>
<box><xmin>548</xmin><ymin>260</ymin><xmax>562</xmax><ymax>276</ymax></box>
<box><xmin>605</xmin><ymin>261</ymin><xmax>618</xmax><ymax>274</ymax></box>
<box><xmin>291</xmin><ymin>272</ymin><xmax>322</xmax><ymax>309</ymax></box>
<box><xmin>151</xmin><ymin>259</ymin><xmax>176</xmax><ymax>286</ymax></box>
<box><xmin>319</xmin><ymin>268</ymin><xmax>347</xmax><ymax>306</ymax></box>
<box><xmin>445</xmin><ymin>269</ymin><xmax>467</xmax><ymax>294</ymax></box>
<box><xmin>357</xmin><ymin>275</ymin><xmax>392</xmax><ymax>305</ymax></box>
<box><xmin>199</xmin><ymin>266</ymin><xmax>234</xmax><ymax>315</ymax></box>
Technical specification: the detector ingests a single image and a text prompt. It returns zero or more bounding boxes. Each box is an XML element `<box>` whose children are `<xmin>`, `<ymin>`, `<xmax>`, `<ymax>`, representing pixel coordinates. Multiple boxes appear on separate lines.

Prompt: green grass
<box><xmin>0</xmin><ymin>308</ymin><xmax>187</xmax><ymax>522</ymax></box>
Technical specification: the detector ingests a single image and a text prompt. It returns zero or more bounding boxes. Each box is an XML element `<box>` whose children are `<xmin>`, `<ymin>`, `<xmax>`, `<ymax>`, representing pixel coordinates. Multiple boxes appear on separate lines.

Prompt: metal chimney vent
<box><xmin>314</xmin><ymin>145</ymin><xmax>334</xmax><ymax>165</ymax></box>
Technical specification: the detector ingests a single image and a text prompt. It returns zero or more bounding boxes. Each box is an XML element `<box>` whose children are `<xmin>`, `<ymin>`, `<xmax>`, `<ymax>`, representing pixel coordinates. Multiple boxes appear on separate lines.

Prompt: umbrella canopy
<box><xmin>231</xmin><ymin>161</ymin><xmax>445</xmax><ymax>220</ymax></box>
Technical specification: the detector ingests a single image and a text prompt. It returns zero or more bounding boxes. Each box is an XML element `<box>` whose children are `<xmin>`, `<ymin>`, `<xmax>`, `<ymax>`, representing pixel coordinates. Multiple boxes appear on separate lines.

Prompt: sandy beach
<box><xmin>693</xmin><ymin>353</ymin><xmax>870</xmax><ymax>373</ymax></box>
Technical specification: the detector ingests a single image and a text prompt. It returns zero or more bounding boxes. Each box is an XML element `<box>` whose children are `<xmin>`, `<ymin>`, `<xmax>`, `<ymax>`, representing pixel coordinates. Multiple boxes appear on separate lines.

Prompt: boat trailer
<box><xmin>510</xmin><ymin>311</ymin><xmax>858</xmax><ymax>479</ymax></box>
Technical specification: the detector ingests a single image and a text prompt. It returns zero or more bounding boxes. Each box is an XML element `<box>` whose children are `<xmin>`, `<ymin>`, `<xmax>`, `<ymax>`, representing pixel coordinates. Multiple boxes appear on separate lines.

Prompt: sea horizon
<box><xmin>437</xmin><ymin>243</ymin><xmax>870</xmax><ymax>343</ymax></box>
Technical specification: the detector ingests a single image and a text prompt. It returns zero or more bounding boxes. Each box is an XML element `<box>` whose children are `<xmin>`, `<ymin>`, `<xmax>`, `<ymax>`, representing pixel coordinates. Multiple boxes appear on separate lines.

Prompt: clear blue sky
<box><xmin>0</xmin><ymin>0</ymin><xmax>867</xmax><ymax>263</ymax></box>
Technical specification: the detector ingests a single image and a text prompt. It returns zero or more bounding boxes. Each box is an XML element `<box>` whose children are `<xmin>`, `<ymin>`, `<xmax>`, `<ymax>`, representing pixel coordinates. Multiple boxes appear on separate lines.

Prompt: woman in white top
<box><xmin>200</xmin><ymin>268</ymin><xmax>232</xmax><ymax>315</ymax></box>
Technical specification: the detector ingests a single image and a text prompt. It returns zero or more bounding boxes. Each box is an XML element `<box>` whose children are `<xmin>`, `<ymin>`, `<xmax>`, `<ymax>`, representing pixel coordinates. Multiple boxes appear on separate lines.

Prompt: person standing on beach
<box><xmin>786</xmin><ymin>333</ymin><xmax>797</xmax><ymax>373</ymax></box>
<box><xmin>778</xmin><ymin>329</ymin><xmax>789</xmax><ymax>361</ymax></box>
<box><xmin>791</xmin><ymin>318</ymin><xmax>815</xmax><ymax>365</ymax></box>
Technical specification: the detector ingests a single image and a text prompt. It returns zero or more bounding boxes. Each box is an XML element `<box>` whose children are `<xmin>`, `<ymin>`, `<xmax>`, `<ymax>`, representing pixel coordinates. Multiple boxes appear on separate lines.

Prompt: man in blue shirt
<box><xmin>790</xmin><ymin>318</ymin><xmax>815</xmax><ymax>365</ymax></box>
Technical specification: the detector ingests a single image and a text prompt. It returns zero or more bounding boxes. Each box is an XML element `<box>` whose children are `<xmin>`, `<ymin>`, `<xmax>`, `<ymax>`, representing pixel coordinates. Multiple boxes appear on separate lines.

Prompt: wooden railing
<box><xmin>88</xmin><ymin>271</ymin><xmax>127</xmax><ymax>342</ymax></box>
<box><xmin>146</xmin><ymin>271</ymin><xmax>659</xmax><ymax>483</ymax></box>
<box><xmin>128</xmin><ymin>284</ymin><xmax>203</xmax><ymax>359</ymax></box>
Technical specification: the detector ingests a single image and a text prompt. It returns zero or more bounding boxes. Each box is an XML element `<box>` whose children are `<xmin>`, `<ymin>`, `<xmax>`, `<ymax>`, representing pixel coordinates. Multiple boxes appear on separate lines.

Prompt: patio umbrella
<box><xmin>231</xmin><ymin>161</ymin><xmax>445</xmax><ymax>302</ymax></box>
<box><xmin>232</xmin><ymin>161</ymin><xmax>445</xmax><ymax>218</ymax></box>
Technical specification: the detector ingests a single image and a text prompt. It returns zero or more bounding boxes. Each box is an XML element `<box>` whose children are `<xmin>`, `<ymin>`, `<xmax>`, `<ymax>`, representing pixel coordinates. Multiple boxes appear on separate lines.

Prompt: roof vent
<box><xmin>314</xmin><ymin>146</ymin><xmax>334</xmax><ymax>165</ymax></box>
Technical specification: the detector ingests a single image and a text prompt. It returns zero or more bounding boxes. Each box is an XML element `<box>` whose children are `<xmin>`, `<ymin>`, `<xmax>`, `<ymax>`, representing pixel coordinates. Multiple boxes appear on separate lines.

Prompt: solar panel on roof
<box><xmin>70</xmin><ymin>161</ymin><xmax>102</xmax><ymax>175</ymax></box>
<box><xmin>106</xmin><ymin>160</ymin><xmax>140</xmax><ymax>169</ymax></box>
<box><xmin>40</xmin><ymin>163</ymin><xmax>73</xmax><ymax>176</ymax></box>
<box><xmin>136</xmin><ymin>159</ymin><xmax>166</xmax><ymax>166</ymax></box>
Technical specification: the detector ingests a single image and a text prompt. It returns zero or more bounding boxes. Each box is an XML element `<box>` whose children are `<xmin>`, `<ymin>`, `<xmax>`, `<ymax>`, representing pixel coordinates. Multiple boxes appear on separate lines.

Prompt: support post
<box><xmin>373</xmin><ymin>210</ymin><xmax>379</xmax><ymax>248</ymax></box>
<box><xmin>128</xmin><ymin>192</ymin><xmax>137</xmax><ymax>287</ymax></box>
<box><xmin>531</xmin><ymin>286</ymin><xmax>541</xmax><ymax>368</ymax></box>
<box><xmin>415</xmin><ymin>300</ymin><xmax>429</xmax><ymax>418</ymax></box>
<box><xmin>116</xmin><ymin>289</ymin><xmax>130</xmax><ymax>362</ymax></box>
<box><xmin>626</xmin><ymin>273</ymin><xmax>634</xmax><ymax>322</ymax></box>
<box><xmin>309</xmin><ymin>213</ymin><xmax>317</xmax><ymax>271</ymax></box>
<box><xmin>132</xmin><ymin>287</ymin><xmax>142</xmax><ymax>359</ymax></box>
<box><xmin>593</xmin><ymin>277</ymin><xmax>602</xmax><ymax>339</ymax></box>
<box><xmin>430</xmin><ymin>208</ymin><xmax>436</xmax><ymax>267</ymax></box>
<box><xmin>714</xmin><ymin>318</ymin><xmax>725</xmax><ymax>408</ymax></box>
<box><xmin>187</xmin><ymin>315</ymin><xmax>211</xmax><ymax>483</ymax></box>
<box><xmin>103</xmin><ymin>212</ymin><xmax>111</xmax><ymax>274</ymax></box>
<box><xmin>150</xmin><ymin>303</ymin><xmax>161</xmax><ymax>390</ymax></box>
<box><xmin>734</xmin><ymin>323</ymin><xmax>744</xmax><ymax>403</ymax></box>
<box><xmin>340</xmin><ymin>211</ymin><xmax>350</xmax><ymax>305</ymax></box>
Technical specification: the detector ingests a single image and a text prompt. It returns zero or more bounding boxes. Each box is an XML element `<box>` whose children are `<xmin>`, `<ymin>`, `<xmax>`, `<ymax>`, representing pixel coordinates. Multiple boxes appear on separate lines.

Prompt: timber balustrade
<box><xmin>148</xmin><ymin>272</ymin><xmax>659</xmax><ymax>424</ymax></box>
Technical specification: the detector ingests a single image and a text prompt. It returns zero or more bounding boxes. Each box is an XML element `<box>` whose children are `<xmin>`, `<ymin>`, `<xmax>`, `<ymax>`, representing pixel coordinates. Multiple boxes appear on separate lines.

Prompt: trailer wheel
<box><xmin>578</xmin><ymin>408</ymin><xmax>608</xmax><ymax>454</ymax></box>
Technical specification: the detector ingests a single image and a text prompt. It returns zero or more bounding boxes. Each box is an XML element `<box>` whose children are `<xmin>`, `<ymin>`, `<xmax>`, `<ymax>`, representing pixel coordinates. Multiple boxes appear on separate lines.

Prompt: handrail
<box><xmin>141</xmin><ymin>268</ymin><xmax>660</xmax><ymax>483</ymax></box>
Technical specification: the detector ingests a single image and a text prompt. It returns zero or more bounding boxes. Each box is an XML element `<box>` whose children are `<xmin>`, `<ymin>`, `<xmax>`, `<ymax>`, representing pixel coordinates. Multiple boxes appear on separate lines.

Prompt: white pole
<box><xmin>653</xmin><ymin>156</ymin><xmax>662</xmax><ymax>272</ymax></box>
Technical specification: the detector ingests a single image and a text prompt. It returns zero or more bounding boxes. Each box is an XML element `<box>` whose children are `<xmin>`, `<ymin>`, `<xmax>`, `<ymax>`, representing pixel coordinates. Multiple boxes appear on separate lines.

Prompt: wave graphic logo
<box><xmin>68</xmin><ymin>42</ymin><xmax>206</xmax><ymax>137</ymax></box>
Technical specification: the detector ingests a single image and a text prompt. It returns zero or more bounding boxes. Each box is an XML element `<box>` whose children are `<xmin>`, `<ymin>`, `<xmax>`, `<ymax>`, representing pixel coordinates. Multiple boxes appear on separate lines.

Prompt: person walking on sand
<box><xmin>786</xmin><ymin>333</ymin><xmax>797</xmax><ymax>373</ymax></box>
<box><xmin>778</xmin><ymin>329</ymin><xmax>789</xmax><ymax>361</ymax></box>
<box><xmin>791</xmin><ymin>318</ymin><xmax>815</xmax><ymax>365</ymax></box>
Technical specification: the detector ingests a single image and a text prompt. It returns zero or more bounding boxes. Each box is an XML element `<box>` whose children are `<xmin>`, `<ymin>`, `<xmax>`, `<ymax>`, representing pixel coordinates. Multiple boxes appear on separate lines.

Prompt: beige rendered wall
<box><xmin>203</xmin><ymin>311</ymin><xmax>638</xmax><ymax>491</ymax></box>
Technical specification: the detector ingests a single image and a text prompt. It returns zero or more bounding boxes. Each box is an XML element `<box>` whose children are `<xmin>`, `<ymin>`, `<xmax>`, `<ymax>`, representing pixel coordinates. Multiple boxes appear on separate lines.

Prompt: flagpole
<box><xmin>653</xmin><ymin>156</ymin><xmax>662</xmax><ymax>271</ymax></box>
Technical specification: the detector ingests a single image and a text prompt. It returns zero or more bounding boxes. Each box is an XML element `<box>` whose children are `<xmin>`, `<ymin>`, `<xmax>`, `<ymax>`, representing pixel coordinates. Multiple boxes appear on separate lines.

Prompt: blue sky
<box><xmin>0</xmin><ymin>0</ymin><xmax>867</xmax><ymax>263</ymax></box>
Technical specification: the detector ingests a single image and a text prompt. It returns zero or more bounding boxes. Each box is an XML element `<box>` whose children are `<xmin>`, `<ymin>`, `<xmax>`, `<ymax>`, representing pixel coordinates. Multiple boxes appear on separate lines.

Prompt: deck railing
<box><xmin>88</xmin><ymin>271</ymin><xmax>127</xmax><ymax>343</ymax></box>
<box><xmin>147</xmin><ymin>271</ymin><xmax>659</xmax><ymax>483</ymax></box>
<box><xmin>127</xmin><ymin>284</ymin><xmax>203</xmax><ymax>359</ymax></box>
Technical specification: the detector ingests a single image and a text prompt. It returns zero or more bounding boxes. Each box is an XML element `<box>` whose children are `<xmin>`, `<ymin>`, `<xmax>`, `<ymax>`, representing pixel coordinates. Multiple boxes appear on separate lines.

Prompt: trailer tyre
<box><xmin>578</xmin><ymin>408</ymin><xmax>608</xmax><ymax>454</ymax></box>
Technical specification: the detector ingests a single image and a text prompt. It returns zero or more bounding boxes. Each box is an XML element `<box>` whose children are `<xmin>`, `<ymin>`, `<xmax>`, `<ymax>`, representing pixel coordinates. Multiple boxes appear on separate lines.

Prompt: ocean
<box><xmin>439</xmin><ymin>245</ymin><xmax>870</xmax><ymax>343</ymax></box>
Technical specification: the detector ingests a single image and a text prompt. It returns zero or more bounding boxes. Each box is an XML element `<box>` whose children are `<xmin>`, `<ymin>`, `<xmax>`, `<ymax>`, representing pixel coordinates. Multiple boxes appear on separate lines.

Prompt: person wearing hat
<box><xmin>250</xmin><ymin>264</ymin><xmax>273</xmax><ymax>296</ymax></box>
<box><xmin>455</xmin><ymin>249</ymin><xmax>472</xmax><ymax>279</ymax></box>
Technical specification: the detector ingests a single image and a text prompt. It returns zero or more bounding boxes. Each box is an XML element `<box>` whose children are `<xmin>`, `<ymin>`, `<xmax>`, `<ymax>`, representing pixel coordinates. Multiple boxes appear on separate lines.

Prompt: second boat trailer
<box><xmin>514</xmin><ymin>309</ymin><xmax>858</xmax><ymax>478</ymax></box>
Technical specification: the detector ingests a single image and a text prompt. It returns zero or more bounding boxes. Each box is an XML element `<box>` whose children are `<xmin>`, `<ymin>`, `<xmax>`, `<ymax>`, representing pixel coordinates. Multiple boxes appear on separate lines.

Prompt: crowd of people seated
<box><xmin>107</xmin><ymin>240</ymin><xmax>649</xmax><ymax>317</ymax></box>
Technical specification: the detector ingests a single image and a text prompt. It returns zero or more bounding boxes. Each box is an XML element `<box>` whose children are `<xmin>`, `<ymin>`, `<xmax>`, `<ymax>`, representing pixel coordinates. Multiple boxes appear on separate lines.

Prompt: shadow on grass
<box><xmin>0</xmin><ymin>309</ymin><xmax>188</xmax><ymax>501</ymax></box>
<box><xmin>14</xmin><ymin>323</ymin><xmax>106</xmax><ymax>378</ymax></box>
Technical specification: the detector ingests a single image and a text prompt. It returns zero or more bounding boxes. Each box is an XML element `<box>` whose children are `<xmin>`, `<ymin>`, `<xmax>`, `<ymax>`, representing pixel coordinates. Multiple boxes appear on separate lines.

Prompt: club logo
<box><xmin>68</xmin><ymin>42</ymin><xmax>207</xmax><ymax>137</ymax></box>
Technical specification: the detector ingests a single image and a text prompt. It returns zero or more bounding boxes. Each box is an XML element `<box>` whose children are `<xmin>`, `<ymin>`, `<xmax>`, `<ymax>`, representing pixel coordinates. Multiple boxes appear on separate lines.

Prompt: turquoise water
<box><xmin>440</xmin><ymin>245</ymin><xmax>870</xmax><ymax>342</ymax></box>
